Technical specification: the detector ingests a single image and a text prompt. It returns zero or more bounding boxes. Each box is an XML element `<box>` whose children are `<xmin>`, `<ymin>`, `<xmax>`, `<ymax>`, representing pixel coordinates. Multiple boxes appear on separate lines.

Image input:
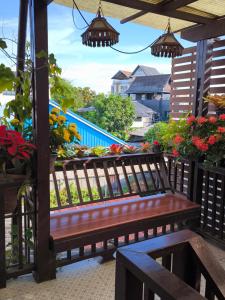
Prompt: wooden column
<box><xmin>193</xmin><ymin>39</ymin><xmax>213</xmax><ymax>116</ymax></box>
<box><xmin>16</xmin><ymin>0</ymin><xmax>28</xmax><ymax>79</ymax></box>
<box><xmin>30</xmin><ymin>0</ymin><xmax>54</xmax><ymax>282</ymax></box>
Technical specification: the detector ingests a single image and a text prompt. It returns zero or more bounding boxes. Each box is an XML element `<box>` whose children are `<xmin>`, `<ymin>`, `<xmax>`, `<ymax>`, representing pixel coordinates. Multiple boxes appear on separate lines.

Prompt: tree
<box><xmin>50</xmin><ymin>77</ymin><xmax>95</xmax><ymax>112</ymax></box>
<box><xmin>83</xmin><ymin>93</ymin><xmax>135</xmax><ymax>140</ymax></box>
<box><xmin>0</xmin><ymin>64</ymin><xmax>15</xmax><ymax>93</ymax></box>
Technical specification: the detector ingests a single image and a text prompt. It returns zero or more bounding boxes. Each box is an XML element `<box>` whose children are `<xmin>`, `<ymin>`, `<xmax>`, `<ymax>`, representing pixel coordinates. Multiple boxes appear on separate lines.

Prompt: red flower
<box><xmin>173</xmin><ymin>135</ymin><xmax>184</xmax><ymax>145</ymax></box>
<box><xmin>153</xmin><ymin>140</ymin><xmax>160</xmax><ymax>146</ymax></box>
<box><xmin>197</xmin><ymin>117</ymin><xmax>207</xmax><ymax>125</ymax></box>
<box><xmin>219</xmin><ymin>114</ymin><xmax>225</xmax><ymax>121</ymax></box>
<box><xmin>217</xmin><ymin>127</ymin><xmax>225</xmax><ymax>133</ymax></box>
<box><xmin>192</xmin><ymin>136</ymin><xmax>201</xmax><ymax>145</ymax></box>
<box><xmin>208</xmin><ymin>116</ymin><xmax>217</xmax><ymax>124</ymax></box>
<box><xmin>208</xmin><ymin>135</ymin><xmax>217</xmax><ymax>145</ymax></box>
<box><xmin>110</xmin><ymin>144</ymin><xmax>123</xmax><ymax>154</ymax></box>
<box><xmin>172</xmin><ymin>149</ymin><xmax>180</xmax><ymax>157</ymax></box>
<box><xmin>187</xmin><ymin>115</ymin><xmax>195</xmax><ymax>125</ymax></box>
<box><xmin>140</xmin><ymin>142</ymin><xmax>151</xmax><ymax>152</ymax></box>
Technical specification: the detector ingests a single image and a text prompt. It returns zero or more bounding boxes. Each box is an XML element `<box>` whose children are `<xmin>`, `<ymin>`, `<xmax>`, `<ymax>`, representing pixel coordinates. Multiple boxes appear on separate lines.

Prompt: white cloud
<box><xmin>61</xmin><ymin>61</ymin><xmax>171</xmax><ymax>94</ymax></box>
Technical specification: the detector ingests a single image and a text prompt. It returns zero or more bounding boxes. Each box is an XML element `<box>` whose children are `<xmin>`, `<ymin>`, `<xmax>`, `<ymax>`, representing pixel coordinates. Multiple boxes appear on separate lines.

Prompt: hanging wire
<box><xmin>110</xmin><ymin>44</ymin><xmax>151</xmax><ymax>54</ymax></box>
<box><xmin>72</xmin><ymin>0</ymin><xmax>151</xmax><ymax>55</ymax></box>
<box><xmin>72</xmin><ymin>1</ymin><xmax>89</xmax><ymax>30</ymax></box>
<box><xmin>72</xmin><ymin>0</ymin><xmax>89</xmax><ymax>27</ymax></box>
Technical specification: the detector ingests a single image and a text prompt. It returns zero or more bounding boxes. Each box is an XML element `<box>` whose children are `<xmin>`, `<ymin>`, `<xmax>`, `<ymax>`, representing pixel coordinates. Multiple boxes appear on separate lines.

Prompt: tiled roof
<box><xmin>126</xmin><ymin>74</ymin><xmax>171</xmax><ymax>94</ymax></box>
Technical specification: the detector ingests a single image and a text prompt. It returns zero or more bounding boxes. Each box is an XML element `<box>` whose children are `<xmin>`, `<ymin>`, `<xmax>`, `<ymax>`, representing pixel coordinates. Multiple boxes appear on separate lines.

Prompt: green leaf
<box><xmin>0</xmin><ymin>39</ymin><xmax>7</xmax><ymax>49</ymax></box>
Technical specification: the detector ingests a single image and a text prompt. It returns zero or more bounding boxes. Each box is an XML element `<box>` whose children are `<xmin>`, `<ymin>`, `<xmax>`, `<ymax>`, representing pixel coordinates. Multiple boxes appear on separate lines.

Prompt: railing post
<box><xmin>30</xmin><ymin>0</ymin><xmax>55</xmax><ymax>282</ymax></box>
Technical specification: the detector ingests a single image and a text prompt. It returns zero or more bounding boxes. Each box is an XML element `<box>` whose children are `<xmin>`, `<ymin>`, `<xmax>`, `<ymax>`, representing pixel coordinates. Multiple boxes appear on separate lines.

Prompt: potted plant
<box><xmin>169</xmin><ymin>114</ymin><xmax>225</xmax><ymax>167</ymax></box>
<box><xmin>204</xmin><ymin>94</ymin><xmax>225</xmax><ymax>116</ymax></box>
<box><xmin>0</xmin><ymin>125</ymin><xmax>35</xmax><ymax>213</ymax></box>
<box><xmin>49</xmin><ymin>108</ymin><xmax>81</xmax><ymax>171</ymax></box>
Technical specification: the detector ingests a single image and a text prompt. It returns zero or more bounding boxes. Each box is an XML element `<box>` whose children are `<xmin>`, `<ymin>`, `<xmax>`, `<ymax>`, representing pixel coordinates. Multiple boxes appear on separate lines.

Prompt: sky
<box><xmin>0</xmin><ymin>1</ymin><xmax>194</xmax><ymax>93</ymax></box>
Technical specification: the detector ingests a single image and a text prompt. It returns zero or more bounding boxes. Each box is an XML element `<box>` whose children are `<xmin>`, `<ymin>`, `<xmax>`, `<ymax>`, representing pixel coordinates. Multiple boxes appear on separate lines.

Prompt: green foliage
<box><xmin>50</xmin><ymin>183</ymin><xmax>99</xmax><ymax>208</ymax></box>
<box><xmin>83</xmin><ymin>94</ymin><xmax>135</xmax><ymax>140</ymax></box>
<box><xmin>0</xmin><ymin>64</ymin><xmax>15</xmax><ymax>93</ymax></box>
<box><xmin>50</xmin><ymin>77</ymin><xmax>95</xmax><ymax>112</ymax></box>
<box><xmin>144</xmin><ymin>122</ymin><xmax>168</xmax><ymax>147</ymax></box>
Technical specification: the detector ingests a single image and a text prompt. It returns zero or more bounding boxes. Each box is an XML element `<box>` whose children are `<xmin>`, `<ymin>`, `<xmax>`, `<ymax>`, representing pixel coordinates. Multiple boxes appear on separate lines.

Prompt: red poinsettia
<box><xmin>0</xmin><ymin>126</ymin><xmax>35</xmax><ymax>170</ymax></box>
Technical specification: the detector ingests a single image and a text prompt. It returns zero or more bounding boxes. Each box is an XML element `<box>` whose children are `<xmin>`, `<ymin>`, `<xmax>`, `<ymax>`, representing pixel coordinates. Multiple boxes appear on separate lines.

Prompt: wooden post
<box><xmin>16</xmin><ymin>0</ymin><xmax>28</xmax><ymax>79</ymax></box>
<box><xmin>0</xmin><ymin>191</ymin><xmax>6</xmax><ymax>288</ymax></box>
<box><xmin>193</xmin><ymin>39</ymin><xmax>213</xmax><ymax>117</ymax></box>
<box><xmin>30</xmin><ymin>0</ymin><xmax>55</xmax><ymax>282</ymax></box>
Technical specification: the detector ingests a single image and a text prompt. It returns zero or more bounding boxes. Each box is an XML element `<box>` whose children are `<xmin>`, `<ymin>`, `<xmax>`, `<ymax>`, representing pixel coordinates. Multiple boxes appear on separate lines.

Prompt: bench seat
<box><xmin>50</xmin><ymin>194</ymin><xmax>200</xmax><ymax>247</ymax></box>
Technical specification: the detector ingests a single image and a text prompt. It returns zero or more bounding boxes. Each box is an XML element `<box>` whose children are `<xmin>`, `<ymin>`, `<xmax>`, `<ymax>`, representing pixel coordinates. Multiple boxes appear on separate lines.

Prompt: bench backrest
<box><xmin>50</xmin><ymin>153</ymin><xmax>172</xmax><ymax>210</ymax></box>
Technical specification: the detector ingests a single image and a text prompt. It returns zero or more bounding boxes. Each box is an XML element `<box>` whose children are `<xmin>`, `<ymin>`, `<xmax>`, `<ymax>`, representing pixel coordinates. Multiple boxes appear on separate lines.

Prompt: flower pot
<box><xmin>0</xmin><ymin>174</ymin><xmax>26</xmax><ymax>214</ymax></box>
<box><xmin>216</xmin><ymin>108</ymin><xmax>225</xmax><ymax>116</ymax></box>
<box><xmin>50</xmin><ymin>154</ymin><xmax>58</xmax><ymax>173</ymax></box>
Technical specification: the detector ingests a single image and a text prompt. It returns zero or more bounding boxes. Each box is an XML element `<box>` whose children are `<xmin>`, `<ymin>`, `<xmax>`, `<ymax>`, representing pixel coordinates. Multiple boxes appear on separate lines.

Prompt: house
<box><xmin>111</xmin><ymin>65</ymin><xmax>159</xmax><ymax>97</ymax></box>
<box><xmin>126</xmin><ymin>74</ymin><xmax>171</xmax><ymax>121</ymax></box>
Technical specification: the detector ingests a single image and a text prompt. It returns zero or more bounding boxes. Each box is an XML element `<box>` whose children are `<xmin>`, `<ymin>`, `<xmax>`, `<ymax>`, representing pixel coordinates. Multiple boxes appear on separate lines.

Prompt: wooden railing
<box><xmin>115</xmin><ymin>230</ymin><xmax>225</xmax><ymax>300</ymax></box>
<box><xmin>166</xmin><ymin>155</ymin><xmax>225</xmax><ymax>247</ymax></box>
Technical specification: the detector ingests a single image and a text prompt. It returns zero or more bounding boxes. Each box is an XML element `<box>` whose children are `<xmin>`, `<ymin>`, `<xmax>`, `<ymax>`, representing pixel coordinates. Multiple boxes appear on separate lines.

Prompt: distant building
<box><xmin>111</xmin><ymin>65</ymin><xmax>160</xmax><ymax>97</ymax></box>
<box><xmin>126</xmin><ymin>74</ymin><xmax>171</xmax><ymax>121</ymax></box>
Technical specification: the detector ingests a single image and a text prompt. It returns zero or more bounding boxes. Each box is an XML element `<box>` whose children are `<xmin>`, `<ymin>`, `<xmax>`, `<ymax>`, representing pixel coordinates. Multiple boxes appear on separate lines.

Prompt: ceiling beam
<box><xmin>181</xmin><ymin>17</ymin><xmax>225</xmax><ymax>41</ymax></box>
<box><xmin>104</xmin><ymin>0</ymin><xmax>212</xmax><ymax>25</ymax></box>
<box><xmin>160</xmin><ymin>0</ymin><xmax>197</xmax><ymax>12</ymax></box>
<box><xmin>120</xmin><ymin>11</ymin><xmax>148</xmax><ymax>24</ymax></box>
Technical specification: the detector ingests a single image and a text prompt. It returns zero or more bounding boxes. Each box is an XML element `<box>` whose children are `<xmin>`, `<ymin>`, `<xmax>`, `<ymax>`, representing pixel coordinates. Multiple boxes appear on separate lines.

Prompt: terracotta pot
<box><xmin>0</xmin><ymin>174</ymin><xmax>26</xmax><ymax>214</ymax></box>
<box><xmin>50</xmin><ymin>154</ymin><xmax>57</xmax><ymax>173</ymax></box>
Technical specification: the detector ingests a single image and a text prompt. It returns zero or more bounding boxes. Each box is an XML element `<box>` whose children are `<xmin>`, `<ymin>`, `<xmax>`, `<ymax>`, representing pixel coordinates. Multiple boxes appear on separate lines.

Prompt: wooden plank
<box><xmin>210</xmin><ymin>86</ymin><xmax>225</xmax><ymax>94</ymax></box>
<box><xmin>171</xmin><ymin>71</ymin><xmax>195</xmax><ymax>80</ymax></box>
<box><xmin>104</xmin><ymin>0</ymin><xmax>212</xmax><ymax>24</ymax></box>
<box><xmin>211</xmin><ymin>68</ymin><xmax>225</xmax><ymax>76</ymax></box>
<box><xmin>172</xmin><ymin>80</ymin><xmax>195</xmax><ymax>88</ymax></box>
<box><xmin>213</xmin><ymin>39</ymin><xmax>225</xmax><ymax>49</ymax></box>
<box><xmin>213</xmin><ymin>49</ymin><xmax>225</xmax><ymax>58</ymax></box>
<box><xmin>172</xmin><ymin>55</ymin><xmax>196</xmax><ymax>64</ymax></box>
<box><xmin>212</xmin><ymin>59</ymin><xmax>225</xmax><ymax>67</ymax></box>
<box><xmin>181</xmin><ymin>18</ymin><xmax>225</xmax><ymax>42</ymax></box>
<box><xmin>173</xmin><ymin>63</ymin><xmax>196</xmax><ymax>72</ymax></box>
<box><xmin>210</xmin><ymin>77</ymin><xmax>225</xmax><ymax>85</ymax></box>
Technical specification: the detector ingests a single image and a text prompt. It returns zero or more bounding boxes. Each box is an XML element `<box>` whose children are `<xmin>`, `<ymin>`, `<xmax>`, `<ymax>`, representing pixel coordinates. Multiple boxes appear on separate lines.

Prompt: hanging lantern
<box><xmin>151</xmin><ymin>20</ymin><xmax>183</xmax><ymax>58</ymax></box>
<box><xmin>81</xmin><ymin>2</ymin><xmax>119</xmax><ymax>47</ymax></box>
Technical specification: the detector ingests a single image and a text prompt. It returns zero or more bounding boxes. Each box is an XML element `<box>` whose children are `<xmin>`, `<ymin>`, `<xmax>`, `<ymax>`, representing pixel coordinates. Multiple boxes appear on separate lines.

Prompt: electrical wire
<box><xmin>72</xmin><ymin>0</ymin><xmax>152</xmax><ymax>55</ymax></box>
<box><xmin>72</xmin><ymin>0</ymin><xmax>89</xmax><ymax>30</ymax></box>
<box><xmin>110</xmin><ymin>44</ymin><xmax>151</xmax><ymax>54</ymax></box>
<box><xmin>72</xmin><ymin>0</ymin><xmax>89</xmax><ymax>27</ymax></box>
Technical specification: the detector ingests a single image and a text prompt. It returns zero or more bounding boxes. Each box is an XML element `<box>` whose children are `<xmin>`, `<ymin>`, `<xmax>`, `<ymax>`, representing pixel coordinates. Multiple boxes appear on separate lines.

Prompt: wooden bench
<box><xmin>49</xmin><ymin>153</ymin><xmax>200</xmax><ymax>274</ymax></box>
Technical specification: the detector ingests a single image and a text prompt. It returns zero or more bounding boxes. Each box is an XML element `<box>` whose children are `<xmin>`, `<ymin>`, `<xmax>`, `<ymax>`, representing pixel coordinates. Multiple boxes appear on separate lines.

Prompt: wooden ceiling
<box><xmin>51</xmin><ymin>0</ymin><xmax>225</xmax><ymax>42</ymax></box>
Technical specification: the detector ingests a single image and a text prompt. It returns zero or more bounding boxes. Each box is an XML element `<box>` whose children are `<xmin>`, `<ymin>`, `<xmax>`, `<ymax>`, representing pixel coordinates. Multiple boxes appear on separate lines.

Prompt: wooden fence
<box><xmin>170</xmin><ymin>38</ymin><xmax>225</xmax><ymax>118</ymax></box>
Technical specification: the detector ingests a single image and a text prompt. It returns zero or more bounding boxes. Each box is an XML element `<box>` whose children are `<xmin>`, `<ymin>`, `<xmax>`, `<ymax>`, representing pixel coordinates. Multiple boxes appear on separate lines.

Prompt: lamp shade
<box><xmin>151</xmin><ymin>30</ymin><xmax>184</xmax><ymax>58</ymax></box>
<box><xmin>81</xmin><ymin>11</ymin><xmax>119</xmax><ymax>47</ymax></box>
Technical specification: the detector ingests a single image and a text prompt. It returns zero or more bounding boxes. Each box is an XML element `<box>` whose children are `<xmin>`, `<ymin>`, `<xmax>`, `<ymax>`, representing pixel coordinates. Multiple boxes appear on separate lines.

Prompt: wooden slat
<box><xmin>173</xmin><ymin>63</ymin><xmax>196</xmax><ymax>73</ymax></box>
<box><xmin>171</xmin><ymin>71</ymin><xmax>195</xmax><ymax>80</ymax></box>
<box><xmin>83</xmin><ymin>163</ymin><xmax>94</xmax><ymax>202</ymax></box>
<box><xmin>210</xmin><ymin>86</ymin><xmax>225</xmax><ymax>94</ymax></box>
<box><xmin>113</xmin><ymin>161</ymin><xmax>123</xmax><ymax>196</ymax></box>
<box><xmin>63</xmin><ymin>166</ymin><xmax>73</xmax><ymax>206</ymax></box>
<box><xmin>172</xmin><ymin>55</ymin><xmax>196</xmax><ymax>65</ymax></box>
<box><xmin>212</xmin><ymin>59</ymin><xmax>225</xmax><ymax>67</ymax></box>
<box><xmin>212</xmin><ymin>49</ymin><xmax>225</xmax><ymax>58</ymax></box>
<box><xmin>93</xmin><ymin>162</ymin><xmax>104</xmax><ymax>200</ymax></box>
<box><xmin>103</xmin><ymin>161</ymin><xmax>114</xmax><ymax>198</ymax></box>
<box><xmin>73</xmin><ymin>164</ymin><xmax>83</xmax><ymax>204</ymax></box>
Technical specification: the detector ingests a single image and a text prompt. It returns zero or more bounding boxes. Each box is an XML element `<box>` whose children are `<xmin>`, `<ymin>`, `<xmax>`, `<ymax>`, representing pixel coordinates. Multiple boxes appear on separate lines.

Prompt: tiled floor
<box><xmin>1</xmin><ymin>241</ymin><xmax>225</xmax><ymax>300</ymax></box>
